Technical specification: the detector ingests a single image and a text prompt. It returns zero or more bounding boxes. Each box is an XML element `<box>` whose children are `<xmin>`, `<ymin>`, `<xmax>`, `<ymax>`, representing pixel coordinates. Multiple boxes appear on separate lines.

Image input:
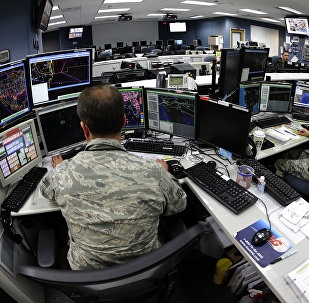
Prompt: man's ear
<box><xmin>80</xmin><ymin>121</ymin><xmax>90</xmax><ymax>140</ymax></box>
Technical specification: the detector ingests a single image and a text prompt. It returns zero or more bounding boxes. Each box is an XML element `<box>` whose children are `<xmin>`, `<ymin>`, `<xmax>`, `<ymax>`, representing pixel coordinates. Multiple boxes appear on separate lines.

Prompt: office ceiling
<box><xmin>49</xmin><ymin>0</ymin><xmax>309</xmax><ymax>31</ymax></box>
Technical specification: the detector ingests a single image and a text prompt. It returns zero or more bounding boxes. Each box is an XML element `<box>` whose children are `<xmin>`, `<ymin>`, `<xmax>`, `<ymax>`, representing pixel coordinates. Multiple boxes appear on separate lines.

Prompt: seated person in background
<box><xmin>275</xmin><ymin>127</ymin><xmax>309</xmax><ymax>199</ymax></box>
<box><xmin>40</xmin><ymin>84</ymin><xmax>187</xmax><ymax>270</ymax></box>
<box><xmin>274</xmin><ymin>51</ymin><xmax>289</xmax><ymax>69</ymax></box>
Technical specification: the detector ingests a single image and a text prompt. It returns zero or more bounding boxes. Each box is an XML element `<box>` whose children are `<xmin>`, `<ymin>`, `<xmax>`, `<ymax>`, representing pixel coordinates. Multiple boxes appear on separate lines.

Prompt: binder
<box><xmin>285</xmin><ymin>259</ymin><xmax>309</xmax><ymax>303</ymax></box>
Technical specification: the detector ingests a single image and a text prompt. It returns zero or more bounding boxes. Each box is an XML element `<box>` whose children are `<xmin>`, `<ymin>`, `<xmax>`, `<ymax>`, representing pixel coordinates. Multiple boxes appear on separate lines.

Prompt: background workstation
<box><xmin>2</xmin><ymin>1</ymin><xmax>309</xmax><ymax>302</ymax></box>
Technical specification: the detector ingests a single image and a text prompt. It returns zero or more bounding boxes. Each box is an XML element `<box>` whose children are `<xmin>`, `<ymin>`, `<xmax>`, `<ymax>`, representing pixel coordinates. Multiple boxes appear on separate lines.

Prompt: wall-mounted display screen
<box><xmin>285</xmin><ymin>16</ymin><xmax>309</xmax><ymax>36</ymax></box>
<box><xmin>169</xmin><ymin>22</ymin><xmax>187</xmax><ymax>33</ymax></box>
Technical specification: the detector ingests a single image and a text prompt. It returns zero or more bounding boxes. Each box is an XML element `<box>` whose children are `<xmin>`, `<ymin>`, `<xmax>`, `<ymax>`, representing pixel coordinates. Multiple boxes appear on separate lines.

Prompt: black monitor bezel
<box><xmin>145</xmin><ymin>87</ymin><xmax>198</xmax><ymax>140</ymax></box>
<box><xmin>196</xmin><ymin>99</ymin><xmax>251</xmax><ymax>158</ymax></box>
<box><xmin>27</xmin><ymin>48</ymin><xmax>93</xmax><ymax>109</ymax></box>
<box><xmin>118</xmin><ymin>86</ymin><xmax>147</xmax><ymax>131</ymax></box>
<box><xmin>0</xmin><ymin>59</ymin><xmax>32</xmax><ymax>128</ymax></box>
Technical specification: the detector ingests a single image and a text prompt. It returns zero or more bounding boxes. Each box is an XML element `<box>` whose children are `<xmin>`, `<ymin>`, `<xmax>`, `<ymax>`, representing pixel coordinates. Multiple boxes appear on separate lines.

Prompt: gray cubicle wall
<box><xmin>92</xmin><ymin>21</ymin><xmax>159</xmax><ymax>49</ymax></box>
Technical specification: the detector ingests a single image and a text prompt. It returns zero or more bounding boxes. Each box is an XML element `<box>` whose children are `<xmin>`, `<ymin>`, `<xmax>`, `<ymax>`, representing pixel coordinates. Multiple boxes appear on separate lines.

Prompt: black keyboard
<box><xmin>255</xmin><ymin>116</ymin><xmax>291</xmax><ymax>128</ymax></box>
<box><xmin>124</xmin><ymin>139</ymin><xmax>187</xmax><ymax>156</ymax></box>
<box><xmin>184</xmin><ymin>161</ymin><xmax>258</xmax><ymax>214</ymax></box>
<box><xmin>2</xmin><ymin>166</ymin><xmax>48</xmax><ymax>212</ymax></box>
<box><xmin>238</xmin><ymin>158</ymin><xmax>301</xmax><ymax>206</ymax></box>
<box><xmin>292</xmin><ymin>112</ymin><xmax>309</xmax><ymax>122</ymax></box>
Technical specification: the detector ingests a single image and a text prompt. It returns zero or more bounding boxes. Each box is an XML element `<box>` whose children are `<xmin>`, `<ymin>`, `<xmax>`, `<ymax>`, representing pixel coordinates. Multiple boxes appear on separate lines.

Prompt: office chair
<box><xmin>17</xmin><ymin>223</ymin><xmax>207</xmax><ymax>303</ymax></box>
<box><xmin>98</xmin><ymin>51</ymin><xmax>111</xmax><ymax>61</ymax></box>
<box><xmin>271</xmin><ymin>56</ymin><xmax>282</xmax><ymax>69</ymax></box>
<box><xmin>284</xmin><ymin>174</ymin><xmax>309</xmax><ymax>202</ymax></box>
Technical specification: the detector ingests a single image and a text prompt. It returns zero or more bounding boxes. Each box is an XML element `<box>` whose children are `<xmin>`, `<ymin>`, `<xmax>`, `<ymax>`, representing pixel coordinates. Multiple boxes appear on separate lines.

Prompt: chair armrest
<box><xmin>18</xmin><ymin>223</ymin><xmax>207</xmax><ymax>285</ymax></box>
<box><xmin>37</xmin><ymin>229</ymin><xmax>57</xmax><ymax>268</ymax></box>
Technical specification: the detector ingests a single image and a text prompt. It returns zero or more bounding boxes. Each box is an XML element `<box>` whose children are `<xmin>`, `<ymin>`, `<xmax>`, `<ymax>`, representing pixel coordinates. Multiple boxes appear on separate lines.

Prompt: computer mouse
<box><xmin>166</xmin><ymin>160</ymin><xmax>186</xmax><ymax>179</ymax></box>
<box><xmin>251</xmin><ymin>228</ymin><xmax>272</xmax><ymax>246</ymax></box>
<box><xmin>207</xmin><ymin>161</ymin><xmax>216</xmax><ymax>169</ymax></box>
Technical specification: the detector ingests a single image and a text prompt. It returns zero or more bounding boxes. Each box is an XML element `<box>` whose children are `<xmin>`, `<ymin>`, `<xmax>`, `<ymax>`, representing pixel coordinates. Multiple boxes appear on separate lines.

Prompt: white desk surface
<box><xmin>265</xmin><ymin>72</ymin><xmax>309</xmax><ymax>82</ymax></box>
<box><xmin>6</xmin><ymin>138</ymin><xmax>309</xmax><ymax>303</ymax></box>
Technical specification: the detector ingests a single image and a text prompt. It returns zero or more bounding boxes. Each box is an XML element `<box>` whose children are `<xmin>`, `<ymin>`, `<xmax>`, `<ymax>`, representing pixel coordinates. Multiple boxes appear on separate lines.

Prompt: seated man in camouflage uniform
<box><xmin>40</xmin><ymin>84</ymin><xmax>187</xmax><ymax>270</ymax></box>
<box><xmin>275</xmin><ymin>127</ymin><xmax>309</xmax><ymax>199</ymax></box>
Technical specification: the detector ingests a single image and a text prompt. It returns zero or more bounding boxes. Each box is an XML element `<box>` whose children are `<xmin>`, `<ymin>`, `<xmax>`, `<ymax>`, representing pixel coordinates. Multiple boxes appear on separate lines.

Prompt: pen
<box><xmin>270</xmin><ymin>250</ymin><xmax>298</xmax><ymax>264</ymax></box>
<box><xmin>284</xmin><ymin>129</ymin><xmax>297</xmax><ymax>137</ymax></box>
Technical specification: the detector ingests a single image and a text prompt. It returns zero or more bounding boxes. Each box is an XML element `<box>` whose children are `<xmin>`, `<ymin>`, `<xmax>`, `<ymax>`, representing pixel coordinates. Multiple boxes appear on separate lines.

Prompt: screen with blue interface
<box><xmin>118</xmin><ymin>87</ymin><xmax>146</xmax><ymax>130</ymax></box>
<box><xmin>145</xmin><ymin>88</ymin><xmax>197</xmax><ymax>139</ymax></box>
<box><xmin>0</xmin><ymin>60</ymin><xmax>31</xmax><ymax>128</ymax></box>
<box><xmin>0</xmin><ymin>119</ymin><xmax>42</xmax><ymax>187</ymax></box>
<box><xmin>28</xmin><ymin>49</ymin><xmax>92</xmax><ymax>107</ymax></box>
<box><xmin>293</xmin><ymin>82</ymin><xmax>309</xmax><ymax>109</ymax></box>
<box><xmin>238</xmin><ymin>82</ymin><xmax>261</xmax><ymax>115</ymax></box>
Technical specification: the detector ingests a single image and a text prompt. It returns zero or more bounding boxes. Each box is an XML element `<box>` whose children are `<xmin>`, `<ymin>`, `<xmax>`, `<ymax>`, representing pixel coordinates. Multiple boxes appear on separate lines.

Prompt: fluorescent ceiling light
<box><xmin>161</xmin><ymin>8</ymin><xmax>191</xmax><ymax>12</ymax></box>
<box><xmin>103</xmin><ymin>0</ymin><xmax>143</xmax><ymax>3</ymax></box>
<box><xmin>190</xmin><ymin>15</ymin><xmax>204</xmax><ymax>19</ymax></box>
<box><xmin>278</xmin><ymin>7</ymin><xmax>304</xmax><ymax>15</ymax></box>
<box><xmin>50</xmin><ymin>15</ymin><xmax>63</xmax><ymax>20</ymax></box>
<box><xmin>49</xmin><ymin>21</ymin><xmax>66</xmax><ymax>26</ymax></box>
<box><xmin>52</xmin><ymin>6</ymin><xmax>60</xmax><ymax>11</ymax></box>
<box><xmin>98</xmin><ymin>8</ymin><xmax>130</xmax><ymax>13</ymax></box>
<box><xmin>95</xmin><ymin>15</ymin><xmax>119</xmax><ymax>19</ymax></box>
<box><xmin>213</xmin><ymin>12</ymin><xmax>237</xmax><ymax>16</ymax></box>
<box><xmin>240</xmin><ymin>9</ymin><xmax>267</xmax><ymax>15</ymax></box>
<box><xmin>147</xmin><ymin>14</ymin><xmax>165</xmax><ymax>17</ymax></box>
<box><xmin>181</xmin><ymin>1</ymin><xmax>216</xmax><ymax>6</ymax></box>
<box><xmin>260</xmin><ymin>18</ymin><xmax>280</xmax><ymax>23</ymax></box>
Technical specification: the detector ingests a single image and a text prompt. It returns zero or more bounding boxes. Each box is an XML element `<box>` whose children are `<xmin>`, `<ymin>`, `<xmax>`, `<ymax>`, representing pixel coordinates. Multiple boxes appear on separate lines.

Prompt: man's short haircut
<box><xmin>77</xmin><ymin>84</ymin><xmax>124</xmax><ymax>136</ymax></box>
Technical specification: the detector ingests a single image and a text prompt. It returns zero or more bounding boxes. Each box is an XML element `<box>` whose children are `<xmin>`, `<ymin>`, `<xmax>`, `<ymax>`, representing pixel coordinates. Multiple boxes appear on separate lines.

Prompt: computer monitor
<box><xmin>167</xmin><ymin>39</ymin><xmax>175</xmax><ymax>46</ymax></box>
<box><xmin>145</xmin><ymin>88</ymin><xmax>197</xmax><ymax>140</ymax></box>
<box><xmin>156</xmin><ymin>40</ymin><xmax>163</xmax><ymax>46</ymax></box>
<box><xmin>218</xmin><ymin>48</ymin><xmax>240</xmax><ymax>99</ymax></box>
<box><xmin>118</xmin><ymin>87</ymin><xmax>146</xmax><ymax>131</ymax></box>
<box><xmin>175</xmin><ymin>39</ymin><xmax>183</xmax><ymax>45</ymax></box>
<box><xmin>27</xmin><ymin>49</ymin><xmax>92</xmax><ymax>108</ymax></box>
<box><xmin>104</xmin><ymin>43</ymin><xmax>112</xmax><ymax>50</ymax></box>
<box><xmin>196</xmin><ymin>99</ymin><xmax>251</xmax><ymax>158</ymax></box>
<box><xmin>0</xmin><ymin>119</ymin><xmax>42</xmax><ymax>187</ymax></box>
<box><xmin>292</xmin><ymin>81</ymin><xmax>309</xmax><ymax>110</ymax></box>
<box><xmin>140</xmin><ymin>41</ymin><xmax>147</xmax><ymax>47</ymax></box>
<box><xmin>117</xmin><ymin>42</ymin><xmax>124</xmax><ymax>48</ymax></box>
<box><xmin>0</xmin><ymin>60</ymin><xmax>32</xmax><ymax>128</ymax></box>
<box><xmin>238</xmin><ymin>82</ymin><xmax>261</xmax><ymax>115</ymax></box>
<box><xmin>36</xmin><ymin>101</ymin><xmax>85</xmax><ymax>156</ymax></box>
<box><xmin>260</xmin><ymin>82</ymin><xmax>293</xmax><ymax>112</ymax></box>
<box><xmin>167</xmin><ymin>74</ymin><xmax>189</xmax><ymax>90</ymax></box>
<box><xmin>132</xmin><ymin>41</ymin><xmax>139</xmax><ymax>47</ymax></box>
<box><xmin>239</xmin><ymin>48</ymin><xmax>270</xmax><ymax>82</ymax></box>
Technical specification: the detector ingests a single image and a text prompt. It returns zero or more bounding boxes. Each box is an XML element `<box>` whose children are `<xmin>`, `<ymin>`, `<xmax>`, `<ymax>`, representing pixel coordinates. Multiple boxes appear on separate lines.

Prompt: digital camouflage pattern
<box><xmin>275</xmin><ymin>149</ymin><xmax>309</xmax><ymax>181</ymax></box>
<box><xmin>40</xmin><ymin>138</ymin><xmax>187</xmax><ymax>270</ymax></box>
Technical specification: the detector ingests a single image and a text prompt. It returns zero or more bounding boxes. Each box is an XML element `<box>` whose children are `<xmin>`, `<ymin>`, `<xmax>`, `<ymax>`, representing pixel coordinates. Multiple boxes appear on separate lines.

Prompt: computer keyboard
<box><xmin>2</xmin><ymin>166</ymin><xmax>48</xmax><ymax>212</ymax></box>
<box><xmin>238</xmin><ymin>158</ymin><xmax>301</xmax><ymax>206</ymax></box>
<box><xmin>124</xmin><ymin>138</ymin><xmax>187</xmax><ymax>156</ymax></box>
<box><xmin>184</xmin><ymin>161</ymin><xmax>258</xmax><ymax>214</ymax></box>
<box><xmin>254</xmin><ymin>115</ymin><xmax>292</xmax><ymax>129</ymax></box>
<box><xmin>292</xmin><ymin>112</ymin><xmax>309</xmax><ymax>122</ymax></box>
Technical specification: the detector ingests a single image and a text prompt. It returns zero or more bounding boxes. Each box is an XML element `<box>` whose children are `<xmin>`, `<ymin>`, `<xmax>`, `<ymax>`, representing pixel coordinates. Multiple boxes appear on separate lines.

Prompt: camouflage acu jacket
<box><xmin>40</xmin><ymin>138</ymin><xmax>187</xmax><ymax>270</ymax></box>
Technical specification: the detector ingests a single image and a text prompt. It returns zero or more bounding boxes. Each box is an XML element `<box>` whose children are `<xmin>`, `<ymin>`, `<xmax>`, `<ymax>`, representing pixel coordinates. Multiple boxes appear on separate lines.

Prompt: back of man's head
<box><xmin>77</xmin><ymin>84</ymin><xmax>124</xmax><ymax>136</ymax></box>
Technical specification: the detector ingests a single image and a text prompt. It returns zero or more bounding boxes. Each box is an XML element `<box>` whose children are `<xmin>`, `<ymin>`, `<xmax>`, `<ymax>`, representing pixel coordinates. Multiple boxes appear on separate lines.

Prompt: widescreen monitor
<box><xmin>27</xmin><ymin>49</ymin><xmax>92</xmax><ymax>108</ymax></box>
<box><xmin>169</xmin><ymin>22</ymin><xmax>187</xmax><ymax>33</ymax></box>
<box><xmin>0</xmin><ymin>119</ymin><xmax>42</xmax><ymax>187</ymax></box>
<box><xmin>145</xmin><ymin>88</ymin><xmax>197</xmax><ymax>140</ymax></box>
<box><xmin>0</xmin><ymin>60</ymin><xmax>32</xmax><ymax>128</ymax></box>
<box><xmin>260</xmin><ymin>82</ymin><xmax>293</xmax><ymax>112</ymax></box>
<box><xmin>118</xmin><ymin>87</ymin><xmax>146</xmax><ymax>131</ymax></box>
<box><xmin>238</xmin><ymin>82</ymin><xmax>261</xmax><ymax>115</ymax></box>
<box><xmin>197</xmin><ymin>99</ymin><xmax>251</xmax><ymax>158</ymax></box>
<box><xmin>239</xmin><ymin>48</ymin><xmax>269</xmax><ymax>82</ymax></box>
<box><xmin>68</xmin><ymin>27</ymin><xmax>83</xmax><ymax>39</ymax></box>
<box><xmin>285</xmin><ymin>16</ymin><xmax>309</xmax><ymax>36</ymax></box>
<box><xmin>218</xmin><ymin>48</ymin><xmax>240</xmax><ymax>99</ymax></box>
<box><xmin>36</xmin><ymin>101</ymin><xmax>85</xmax><ymax>156</ymax></box>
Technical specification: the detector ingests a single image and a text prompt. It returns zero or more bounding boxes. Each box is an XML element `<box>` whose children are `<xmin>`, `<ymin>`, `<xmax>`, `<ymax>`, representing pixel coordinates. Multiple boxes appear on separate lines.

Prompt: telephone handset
<box><xmin>156</xmin><ymin>71</ymin><xmax>166</xmax><ymax>88</ymax></box>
